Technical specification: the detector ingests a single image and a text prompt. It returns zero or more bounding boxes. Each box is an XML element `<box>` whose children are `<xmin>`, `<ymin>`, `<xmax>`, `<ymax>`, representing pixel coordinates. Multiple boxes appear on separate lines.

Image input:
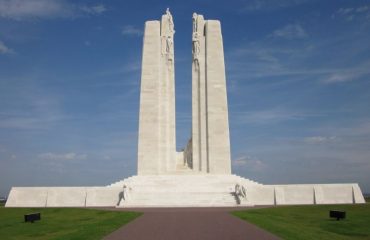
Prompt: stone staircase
<box><xmin>109</xmin><ymin>174</ymin><xmax>261</xmax><ymax>207</ymax></box>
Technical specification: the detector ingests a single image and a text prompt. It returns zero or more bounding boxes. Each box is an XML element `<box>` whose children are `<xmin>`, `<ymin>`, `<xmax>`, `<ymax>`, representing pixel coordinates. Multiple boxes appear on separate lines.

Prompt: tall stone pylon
<box><xmin>137</xmin><ymin>9</ymin><xmax>176</xmax><ymax>175</ymax></box>
<box><xmin>190</xmin><ymin>13</ymin><xmax>231</xmax><ymax>174</ymax></box>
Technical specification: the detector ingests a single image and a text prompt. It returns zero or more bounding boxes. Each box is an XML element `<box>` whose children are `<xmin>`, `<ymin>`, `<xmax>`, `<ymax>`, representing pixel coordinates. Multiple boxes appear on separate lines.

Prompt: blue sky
<box><xmin>1</xmin><ymin>0</ymin><xmax>370</xmax><ymax>197</ymax></box>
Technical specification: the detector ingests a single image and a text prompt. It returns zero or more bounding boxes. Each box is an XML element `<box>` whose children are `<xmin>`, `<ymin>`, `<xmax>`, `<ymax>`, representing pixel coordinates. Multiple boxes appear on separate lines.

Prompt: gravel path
<box><xmin>103</xmin><ymin>207</ymin><xmax>280</xmax><ymax>240</ymax></box>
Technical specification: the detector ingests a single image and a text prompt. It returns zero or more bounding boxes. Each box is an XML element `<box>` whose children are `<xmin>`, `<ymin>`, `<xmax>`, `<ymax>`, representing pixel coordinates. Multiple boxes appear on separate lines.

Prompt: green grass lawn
<box><xmin>233</xmin><ymin>204</ymin><xmax>370</xmax><ymax>240</ymax></box>
<box><xmin>0</xmin><ymin>206</ymin><xmax>141</xmax><ymax>240</ymax></box>
<box><xmin>365</xmin><ymin>197</ymin><xmax>370</xmax><ymax>203</ymax></box>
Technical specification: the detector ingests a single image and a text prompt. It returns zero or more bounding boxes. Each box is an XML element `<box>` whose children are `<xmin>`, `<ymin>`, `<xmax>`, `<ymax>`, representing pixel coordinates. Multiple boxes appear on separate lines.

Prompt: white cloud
<box><xmin>322</xmin><ymin>61</ymin><xmax>370</xmax><ymax>83</ymax></box>
<box><xmin>317</xmin><ymin>120</ymin><xmax>370</xmax><ymax>139</ymax></box>
<box><xmin>333</xmin><ymin>5</ymin><xmax>370</xmax><ymax>21</ymax></box>
<box><xmin>0</xmin><ymin>115</ymin><xmax>65</xmax><ymax>130</ymax></box>
<box><xmin>337</xmin><ymin>6</ymin><xmax>370</xmax><ymax>15</ymax></box>
<box><xmin>38</xmin><ymin>152</ymin><xmax>87</xmax><ymax>161</ymax></box>
<box><xmin>233</xmin><ymin>155</ymin><xmax>267</xmax><ymax>171</ymax></box>
<box><xmin>356</xmin><ymin>6</ymin><xmax>369</xmax><ymax>13</ymax></box>
<box><xmin>272</xmin><ymin>24</ymin><xmax>307</xmax><ymax>39</ymax></box>
<box><xmin>121</xmin><ymin>25</ymin><xmax>143</xmax><ymax>36</ymax></box>
<box><xmin>235</xmin><ymin>109</ymin><xmax>319</xmax><ymax>125</ymax></box>
<box><xmin>80</xmin><ymin>4</ymin><xmax>106</xmax><ymax>15</ymax></box>
<box><xmin>90</xmin><ymin>61</ymin><xmax>141</xmax><ymax>82</ymax></box>
<box><xmin>233</xmin><ymin>157</ymin><xmax>248</xmax><ymax>166</ymax></box>
<box><xmin>0</xmin><ymin>40</ymin><xmax>14</xmax><ymax>54</ymax></box>
<box><xmin>0</xmin><ymin>92</ymin><xmax>67</xmax><ymax>129</ymax></box>
<box><xmin>324</xmin><ymin>72</ymin><xmax>357</xmax><ymax>83</ymax></box>
<box><xmin>0</xmin><ymin>0</ymin><xmax>107</xmax><ymax>20</ymax></box>
<box><xmin>0</xmin><ymin>0</ymin><xmax>72</xmax><ymax>20</ymax></box>
<box><xmin>304</xmin><ymin>136</ymin><xmax>337</xmax><ymax>144</ymax></box>
<box><xmin>103</xmin><ymin>155</ymin><xmax>111</xmax><ymax>160</ymax></box>
<box><xmin>228</xmin><ymin>37</ymin><xmax>370</xmax><ymax>85</ymax></box>
<box><xmin>0</xmin><ymin>83</ymin><xmax>68</xmax><ymax>130</ymax></box>
<box><xmin>337</xmin><ymin>8</ymin><xmax>354</xmax><ymax>15</ymax></box>
<box><xmin>121</xmin><ymin>61</ymin><xmax>141</xmax><ymax>72</ymax></box>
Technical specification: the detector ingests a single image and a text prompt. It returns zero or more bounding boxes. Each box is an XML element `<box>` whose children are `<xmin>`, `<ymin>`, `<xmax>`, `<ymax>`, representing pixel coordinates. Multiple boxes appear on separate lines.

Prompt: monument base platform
<box><xmin>5</xmin><ymin>174</ymin><xmax>365</xmax><ymax>208</ymax></box>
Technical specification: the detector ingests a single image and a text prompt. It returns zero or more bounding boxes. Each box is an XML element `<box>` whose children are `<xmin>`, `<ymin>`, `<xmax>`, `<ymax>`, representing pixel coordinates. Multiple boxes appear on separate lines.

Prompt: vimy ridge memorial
<box><xmin>6</xmin><ymin>10</ymin><xmax>365</xmax><ymax>208</ymax></box>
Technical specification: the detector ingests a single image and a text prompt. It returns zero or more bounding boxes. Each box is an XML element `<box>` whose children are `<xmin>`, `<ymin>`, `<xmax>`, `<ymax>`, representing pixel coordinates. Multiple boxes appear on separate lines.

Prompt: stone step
<box><xmin>121</xmin><ymin>191</ymin><xmax>238</xmax><ymax>207</ymax></box>
<box><xmin>108</xmin><ymin>175</ymin><xmax>263</xmax><ymax>189</ymax></box>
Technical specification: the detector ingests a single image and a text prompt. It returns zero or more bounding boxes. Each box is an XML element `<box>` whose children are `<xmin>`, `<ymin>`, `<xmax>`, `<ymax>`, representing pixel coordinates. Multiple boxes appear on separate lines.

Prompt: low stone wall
<box><xmin>247</xmin><ymin>183</ymin><xmax>365</xmax><ymax>205</ymax></box>
<box><xmin>6</xmin><ymin>187</ymin><xmax>122</xmax><ymax>207</ymax></box>
<box><xmin>5</xmin><ymin>177</ymin><xmax>366</xmax><ymax>207</ymax></box>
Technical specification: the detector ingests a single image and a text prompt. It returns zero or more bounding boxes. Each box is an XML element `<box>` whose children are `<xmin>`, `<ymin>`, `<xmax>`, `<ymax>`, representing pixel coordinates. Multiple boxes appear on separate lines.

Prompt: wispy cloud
<box><xmin>38</xmin><ymin>152</ymin><xmax>87</xmax><ymax>161</ymax></box>
<box><xmin>332</xmin><ymin>5</ymin><xmax>370</xmax><ymax>21</ymax></box>
<box><xmin>0</xmin><ymin>114</ymin><xmax>66</xmax><ymax>130</ymax></box>
<box><xmin>304</xmin><ymin>136</ymin><xmax>337</xmax><ymax>144</ymax></box>
<box><xmin>90</xmin><ymin>61</ymin><xmax>141</xmax><ymax>81</ymax></box>
<box><xmin>36</xmin><ymin>152</ymin><xmax>88</xmax><ymax>174</ymax></box>
<box><xmin>0</xmin><ymin>0</ymin><xmax>73</xmax><ymax>20</ymax></box>
<box><xmin>80</xmin><ymin>4</ymin><xmax>106</xmax><ymax>15</ymax></box>
<box><xmin>324</xmin><ymin>72</ymin><xmax>361</xmax><ymax>83</ymax></box>
<box><xmin>234</xmin><ymin>108</ymin><xmax>320</xmax><ymax>125</ymax></box>
<box><xmin>227</xmin><ymin>19</ymin><xmax>370</xmax><ymax>86</ymax></box>
<box><xmin>356</xmin><ymin>6</ymin><xmax>369</xmax><ymax>13</ymax></box>
<box><xmin>322</xmin><ymin>61</ymin><xmax>370</xmax><ymax>83</ymax></box>
<box><xmin>227</xmin><ymin>40</ymin><xmax>317</xmax><ymax>82</ymax></box>
<box><xmin>121</xmin><ymin>25</ymin><xmax>143</xmax><ymax>37</ymax></box>
<box><xmin>0</xmin><ymin>40</ymin><xmax>14</xmax><ymax>54</ymax></box>
<box><xmin>0</xmin><ymin>0</ymin><xmax>107</xmax><ymax>20</ymax></box>
<box><xmin>0</xmin><ymin>78</ymin><xmax>68</xmax><ymax>130</ymax></box>
<box><xmin>241</xmin><ymin>0</ymin><xmax>309</xmax><ymax>12</ymax></box>
<box><xmin>233</xmin><ymin>155</ymin><xmax>267</xmax><ymax>171</ymax></box>
<box><xmin>315</xmin><ymin>120</ymin><xmax>370</xmax><ymax>139</ymax></box>
<box><xmin>272</xmin><ymin>24</ymin><xmax>307</xmax><ymax>39</ymax></box>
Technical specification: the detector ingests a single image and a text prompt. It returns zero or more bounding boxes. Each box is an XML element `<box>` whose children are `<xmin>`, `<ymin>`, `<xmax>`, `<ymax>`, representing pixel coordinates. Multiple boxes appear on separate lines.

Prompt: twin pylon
<box><xmin>138</xmin><ymin>10</ymin><xmax>231</xmax><ymax>175</ymax></box>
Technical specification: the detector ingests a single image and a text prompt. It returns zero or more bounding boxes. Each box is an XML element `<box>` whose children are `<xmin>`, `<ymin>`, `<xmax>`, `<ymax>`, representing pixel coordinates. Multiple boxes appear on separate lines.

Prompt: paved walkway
<box><xmin>103</xmin><ymin>207</ymin><xmax>280</xmax><ymax>240</ymax></box>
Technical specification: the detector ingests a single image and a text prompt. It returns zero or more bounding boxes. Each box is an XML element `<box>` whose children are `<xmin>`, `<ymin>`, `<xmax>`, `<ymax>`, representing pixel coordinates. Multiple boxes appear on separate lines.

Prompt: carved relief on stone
<box><xmin>192</xmin><ymin>32</ymin><xmax>200</xmax><ymax>60</ymax></box>
<box><xmin>192</xmin><ymin>12</ymin><xmax>200</xmax><ymax>68</ymax></box>
<box><xmin>166</xmin><ymin>36</ymin><xmax>173</xmax><ymax>62</ymax></box>
<box><xmin>161</xmin><ymin>8</ymin><xmax>175</xmax><ymax>65</ymax></box>
<box><xmin>192</xmin><ymin>12</ymin><xmax>198</xmax><ymax>34</ymax></box>
<box><xmin>166</xmin><ymin>8</ymin><xmax>175</xmax><ymax>35</ymax></box>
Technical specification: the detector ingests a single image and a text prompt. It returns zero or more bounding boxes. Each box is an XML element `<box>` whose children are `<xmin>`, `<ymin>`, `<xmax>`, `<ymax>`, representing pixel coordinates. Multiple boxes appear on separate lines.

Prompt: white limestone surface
<box><xmin>353</xmin><ymin>184</ymin><xmax>366</xmax><ymax>203</ymax></box>
<box><xmin>85</xmin><ymin>187</ymin><xmax>122</xmax><ymax>207</ymax></box>
<box><xmin>314</xmin><ymin>184</ymin><xmax>354</xmax><ymax>204</ymax></box>
<box><xmin>5</xmin><ymin>178</ymin><xmax>366</xmax><ymax>207</ymax></box>
<box><xmin>137</xmin><ymin>20</ymin><xmax>161</xmax><ymax>175</ymax></box>
<box><xmin>138</xmin><ymin>14</ymin><xmax>177</xmax><ymax>175</ymax></box>
<box><xmin>274</xmin><ymin>185</ymin><xmax>315</xmax><ymax>205</ymax></box>
<box><xmin>203</xmin><ymin>20</ymin><xmax>231</xmax><ymax>174</ymax></box>
<box><xmin>46</xmin><ymin>187</ymin><xmax>86</xmax><ymax>207</ymax></box>
<box><xmin>6</xmin><ymin>187</ymin><xmax>48</xmax><ymax>207</ymax></box>
<box><xmin>245</xmin><ymin>185</ymin><xmax>275</xmax><ymax>205</ymax></box>
<box><xmin>191</xmin><ymin>14</ymin><xmax>207</xmax><ymax>173</ymax></box>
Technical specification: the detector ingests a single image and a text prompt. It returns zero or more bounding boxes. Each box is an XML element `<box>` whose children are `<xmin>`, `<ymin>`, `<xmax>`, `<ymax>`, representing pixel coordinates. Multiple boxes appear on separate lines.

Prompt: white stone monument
<box><xmin>6</xmin><ymin>10</ymin><xmax>365</xmax><ymax>208</ymax></box>
<box><xmin>137</xmin><ymin>8</ymin><xmax>176</xmax><ymax>175</ymax></box>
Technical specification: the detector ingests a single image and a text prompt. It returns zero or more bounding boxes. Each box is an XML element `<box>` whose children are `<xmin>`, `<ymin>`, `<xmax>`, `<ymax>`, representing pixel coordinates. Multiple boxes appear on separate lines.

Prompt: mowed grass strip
<box><xmin>0</xmin><ymin>206</ymin><xmax>141</xmax><ymax>240</ymax></box>
<box><xmin>233</xmin><ymin>204</ymin><xmax>370</xmax><ymax>240</ymax></box>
